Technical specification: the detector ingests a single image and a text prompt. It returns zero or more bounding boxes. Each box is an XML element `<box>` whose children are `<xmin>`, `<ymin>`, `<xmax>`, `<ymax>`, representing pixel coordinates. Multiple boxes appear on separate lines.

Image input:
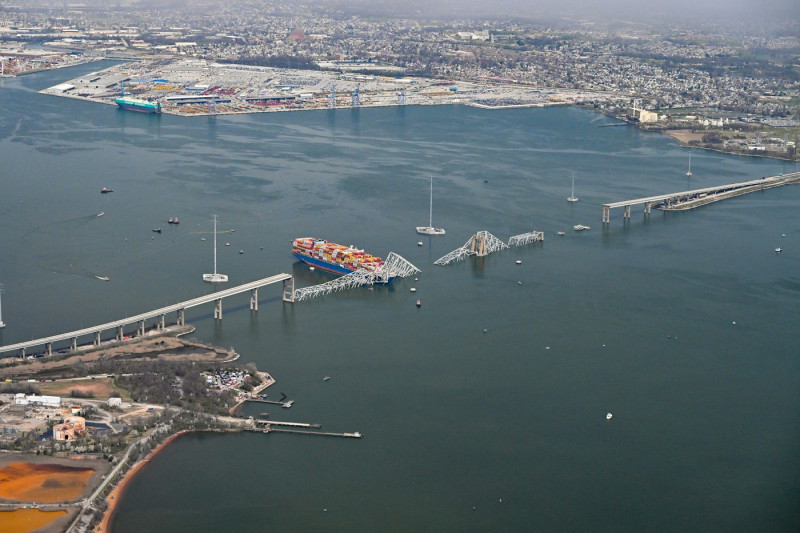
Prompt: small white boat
<box><xmin>97</xmin><ymin>212</ymin><xmax>104</xmax><ymax>217</ymax></box>
<box><xmin>573</xmin><ymin>224</ymin><xmax>591</xmax><ymax>231</ymax></box>
<box><xmin>686</xmin><ymin>150</ymin><xmax>693</xmax><ymax>177</ymax></box>
<box><xmin>409</xmin><ymin>287</ymin><xmax>416</xmax><ymax>292</ymax></box>
<box><xmin>323</xmin><ymin>376</ymin><xmax>331</xmax><ymax>382</ymax></box>
<box><xmin>416</xmin><ymin>299</ymin><xmax>421</xmax><ymax>308</ymax></box>
<box><xmin>417</xmin><ymin>241</ymin><xmax>423</xmax><ymax>246</ymax></box>
<box><xmin>416</xmin><ymin>175</ymin><xmax>446</xmax><ymax>235</ymax></box>
<box><xmin>556</xmin><ymin>231</ymin><xmax>565</xmax><ymax>236</ymax></box>
<box><xmin>775</xmin><ymin>247</ymin><xmax>782</xmax><ymax>253</ymax></box>
<box><xmin>515</xmin><ymin>260</ymin><xmax>522</xmax><ymax>265</ymax></box>
<box><xmin>94</xmin><ymin>275</ymin><xmax>110</xmax><ymax>281</ymax></box>
<box><xmin>606</xmin><ymin>413</ymin><xmax>613</xmax><ymax>420</ymax></box>
<box><xmin>203</xmin><ymin>214</ymin><xmax>229</xmax><ymax>283</ymax></box>
<box><xmin>567</xmin><ymin>172</ymin><xmax>579</xmax><ymax>202</ymax></box>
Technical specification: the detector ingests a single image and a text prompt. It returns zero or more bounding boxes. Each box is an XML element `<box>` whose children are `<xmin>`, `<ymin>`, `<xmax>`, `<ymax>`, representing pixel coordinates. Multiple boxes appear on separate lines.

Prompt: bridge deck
<box><xmin>0</xmin><ymin>273</ymin><xmax>292</xmax><ymax>355</ymax></box>
<box><xmin>602</xmin><ymin>174</ymin><xmax>795</xmax><ymax>209</ymax></box>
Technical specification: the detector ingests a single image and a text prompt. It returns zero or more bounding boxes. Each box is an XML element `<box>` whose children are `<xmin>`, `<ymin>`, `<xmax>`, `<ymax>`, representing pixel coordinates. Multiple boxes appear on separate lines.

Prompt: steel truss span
<box><xmin>293</xmin><ymin>253</ymin><xmax>420</xmax><ymax>302</ymax></box>
<box><xmin>434</xmin><ymin>230</ymin><xmax>509</xmax><ymax>266</ymax></box>
<box><xmin>507</xmin><ymin>231</ymin><xmax>544</xmax><ymax>247</ymax></box>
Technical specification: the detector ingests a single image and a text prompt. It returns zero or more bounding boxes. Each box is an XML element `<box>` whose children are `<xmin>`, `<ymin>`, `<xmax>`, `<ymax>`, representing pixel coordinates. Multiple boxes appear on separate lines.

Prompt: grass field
<box><xmin>37</xmin><ymin>377</ymin><xmax>131</xmax><ymax>401</ymax></box>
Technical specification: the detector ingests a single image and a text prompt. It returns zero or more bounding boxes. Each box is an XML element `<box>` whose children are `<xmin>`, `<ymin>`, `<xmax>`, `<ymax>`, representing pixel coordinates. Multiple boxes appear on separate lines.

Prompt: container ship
<box><xmin>114</xmin><ymin>97</ymin><xmax>162</xmax><ymax>114</ymax></box>
<box><xmin>292</xmin><ymin>237</ymin><xmax>394</xmax><ymax>283</ymax></box>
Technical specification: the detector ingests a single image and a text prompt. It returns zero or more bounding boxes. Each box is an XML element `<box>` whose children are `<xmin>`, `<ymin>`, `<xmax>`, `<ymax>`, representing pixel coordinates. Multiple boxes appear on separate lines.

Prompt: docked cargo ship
<box><xmin>292</xmin><ymin>237</ymin><xmax>394</xmax><ymax>283</ymax></box>
<box><xmin>114</xmin><ymin>97</ymin><xmax>162</xmax><ymax>114</ymax></box>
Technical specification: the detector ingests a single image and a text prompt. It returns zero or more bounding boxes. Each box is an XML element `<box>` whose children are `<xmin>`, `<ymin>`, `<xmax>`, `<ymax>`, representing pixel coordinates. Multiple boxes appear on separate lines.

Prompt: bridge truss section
<box><xmin>434</xmin><ymin>231</ymin><xmax>509</xmax><ymax>266</ymax></box>
<box><xmin>508</xmin><ymin>231</ymin><xmax>544</xmax><ymax>247</ymax></box>
<box><xmin>292</xmin><ymin>253</ymin><xmax>420</xmax><ymax>302</ymax></box>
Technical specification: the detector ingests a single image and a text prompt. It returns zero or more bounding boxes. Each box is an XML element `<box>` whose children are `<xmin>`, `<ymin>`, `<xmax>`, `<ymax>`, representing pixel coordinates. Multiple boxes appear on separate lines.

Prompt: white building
<box><xmin>15</xmin><ymin>394</ymin><xmax>61</xmax><ymax>407</ymax></box>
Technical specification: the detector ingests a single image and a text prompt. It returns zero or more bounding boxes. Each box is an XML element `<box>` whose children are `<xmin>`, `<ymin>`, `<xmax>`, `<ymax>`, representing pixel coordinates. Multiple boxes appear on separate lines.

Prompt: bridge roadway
<box><xmin>0</xmin><ymin>273</ymin><xmax>293</xmax><ymax>357</ymax></box>
<box><xmin>602</xmin><ymin>171</ymin><xmax>800</xmax><ymax>223</ymax></box>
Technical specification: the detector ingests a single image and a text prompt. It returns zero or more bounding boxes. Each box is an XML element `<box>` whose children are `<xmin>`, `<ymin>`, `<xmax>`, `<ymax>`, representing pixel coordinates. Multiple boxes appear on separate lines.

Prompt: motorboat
<box><xmin>100</xmin><ymin>187</ymin><xmax>113</xmax><ymax>193</ymax></box>
<box><xmin>573</xmin><ymin>224</ymin><xmax>591</xmax><ymax>231</ymax></box>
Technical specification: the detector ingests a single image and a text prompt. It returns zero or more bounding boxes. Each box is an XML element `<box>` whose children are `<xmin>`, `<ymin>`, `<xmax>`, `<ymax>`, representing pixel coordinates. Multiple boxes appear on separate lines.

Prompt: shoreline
<box><xmin>95</xmin><ymin>430</ymin><xmax>190</xmax><ymax>533</ymax></box>
<box><xmin>661</xmin><ymin>128</ymin><xmax>797</xmax><ymax>162</ymax></box>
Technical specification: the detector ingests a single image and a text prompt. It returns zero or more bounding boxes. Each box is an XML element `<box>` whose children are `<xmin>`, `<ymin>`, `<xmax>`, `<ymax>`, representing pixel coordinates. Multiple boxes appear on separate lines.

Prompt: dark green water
<box><xmin>1</xmin><ymin>64</ymin><xmax>798</xmax><ymax>532</ymax></box>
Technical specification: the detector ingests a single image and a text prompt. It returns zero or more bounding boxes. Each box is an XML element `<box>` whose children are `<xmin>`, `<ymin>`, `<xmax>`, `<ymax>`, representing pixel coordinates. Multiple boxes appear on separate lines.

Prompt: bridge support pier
<box><xmin>624</xmin><ymin>205</ymin><xmax>631</xmax><ymax>219</ymax></box>
<box><xmin>470</xmin><ymin>234</ymin><xmax>487</xmax><ymax>256</ymax></box>
<box><xmin>283</xmin><ymin>277</ymin><xmax>295</xmax><ymax>303</ymax></box>
<box><xmin>71</xmin><ymin>337</ymin><xmax>77</xmax><ymax>351</ymax></box>
<box><xmin>137</xmin><ymin>320</ymin><xmax>145</xmax><ymax>337</ymax></box>
<box><xmin>214</xmin><ymin>299</ymin><xmax>222</xmax><ymax>320</ymax></box>
<box><xmin>46</xmin><ymin>342</ymin><xmax>52</xmax><ymax>356</ymax></box>
<box><xmin>19</xmin><ymin>348</ymin><xmax>25</xmax><ymax>359</ymax></box>
<box><xmin>116</xmin><ymin>326</ymin><xmax>123</xmax><ymax>341</ymax></box>
<box><xmin>250</xmin><ymin>288</ymin><xmax>258</xmax><ymax>311</ymax></box>
<box><xmin>158</xmin><ymin>314</ymin><xmax>165</xmax><ymax>331</ymax></box>
<box><xmin>644</xmin><ymin>202</ymin><xmax>651</xmax><ymax>215</ymax></box>
<box><xmin>94</xmin><ymin>332</ymin><xmax>101</xmax><ymax>346</ymax></box>
<box><xmin>177</xmin><ymin>308</ymin><xmax>185</xmax><ymax>326</ymax></box>
<box><xmin>602</xmin><ymin>205</ymin><xmax>610</xmax><ymax>224</ymax></box>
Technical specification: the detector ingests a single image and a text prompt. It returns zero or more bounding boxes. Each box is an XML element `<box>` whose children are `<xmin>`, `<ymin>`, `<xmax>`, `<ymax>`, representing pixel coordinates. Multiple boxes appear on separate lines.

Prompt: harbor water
<box><xmin>1</xmin><ymin>63</ymin><xmax>798</xmax><ymax>532</ymax></box>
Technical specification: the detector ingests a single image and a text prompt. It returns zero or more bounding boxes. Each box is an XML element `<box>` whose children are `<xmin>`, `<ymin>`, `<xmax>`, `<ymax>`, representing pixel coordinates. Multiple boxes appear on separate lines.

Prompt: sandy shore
<box><xmin>662</xmin><ymin>129</ymin><xmax>704</xmax><ymax>144</ymax></box>
<box><xmin>95</xmin><ymin>430</ymin><xmax>190</xmax><ymax>533</ymax></box>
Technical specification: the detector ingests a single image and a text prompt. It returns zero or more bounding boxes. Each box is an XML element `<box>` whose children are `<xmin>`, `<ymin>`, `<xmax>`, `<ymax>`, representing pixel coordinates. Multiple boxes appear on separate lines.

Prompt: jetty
<box><xmin>602</xmin><ymin>171</ymin><xmax>800</xmax><ymax>224</ymax></box>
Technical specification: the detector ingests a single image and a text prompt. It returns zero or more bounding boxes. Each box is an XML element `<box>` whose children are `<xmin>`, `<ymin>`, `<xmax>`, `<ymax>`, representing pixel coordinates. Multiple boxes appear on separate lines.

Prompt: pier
<box><xmin>255</xmin><ymin>420</ymin><xmax>321</xmax><ymax>428</ymax></box>
<box><xmin>267</xmin><ymin>428</ymin><xmax>362</xmax><ymax>438</ymax></box>
<box><xmin>0</xmin><ymin>273</ymin><xmax>293</xmax><ymax>358</ymax></box>
<box><xmin>602</xmin><ymin>172</ymin><xmax>800</xmax><ymax>224</ymax></box>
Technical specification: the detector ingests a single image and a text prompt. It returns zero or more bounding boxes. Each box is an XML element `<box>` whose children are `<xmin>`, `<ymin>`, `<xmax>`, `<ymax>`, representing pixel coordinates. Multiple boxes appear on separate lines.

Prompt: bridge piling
<box><xmin>250</xmin><ymin>288</ymin><xmax>258</xmax><ymax>311</ymax></box>
<box><xmin>282</xmin><ymin>277</ymin><xmax>295</xmax><ymax>303</ymax></box>
<box><xmin>214</xmin><ymin>298</ymin><xmax>222</xmax><ymax>320</ymax></box>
